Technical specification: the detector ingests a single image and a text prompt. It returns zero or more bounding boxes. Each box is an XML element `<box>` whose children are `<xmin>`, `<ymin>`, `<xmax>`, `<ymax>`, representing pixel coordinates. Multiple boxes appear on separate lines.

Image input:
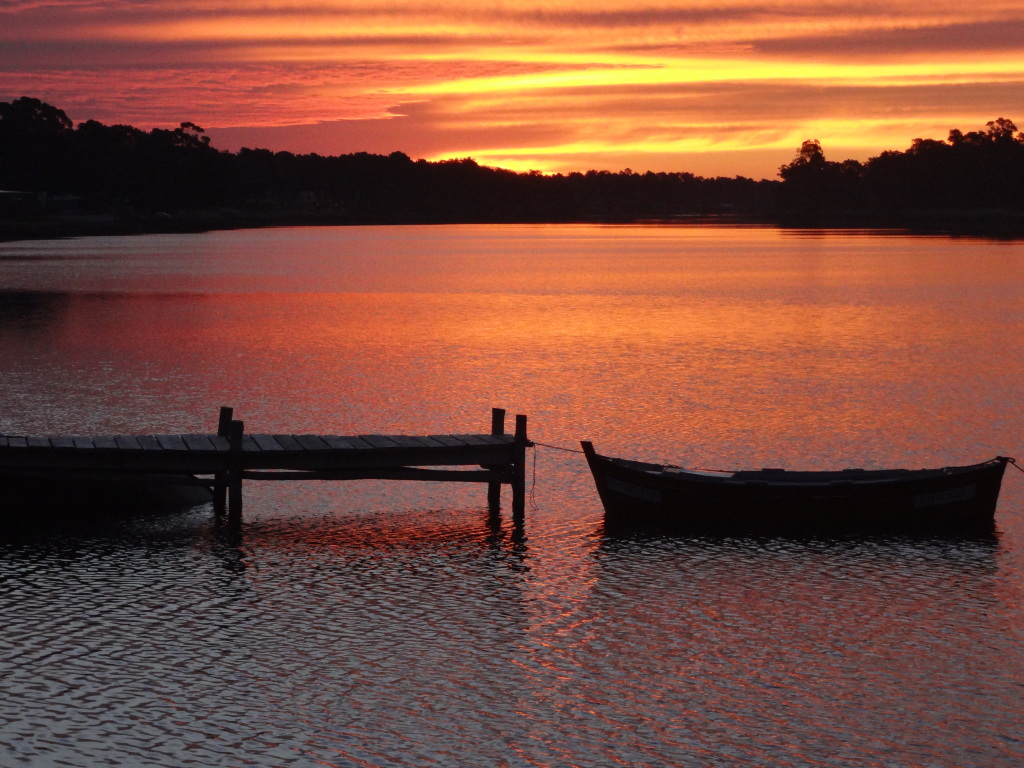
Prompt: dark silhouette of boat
<box><xmin>0</xmin><ymin>470</ymin><xmax>213</xmax><ymax>515</ymax></box>
<box><xmin>581</xmin><ymin>441</ymin><xmax>1012</xmax><ymax>534</ymax></box>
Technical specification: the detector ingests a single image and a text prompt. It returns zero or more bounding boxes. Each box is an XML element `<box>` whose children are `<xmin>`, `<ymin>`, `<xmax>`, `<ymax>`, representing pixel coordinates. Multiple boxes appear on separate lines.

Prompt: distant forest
<box><xmin>2</xmin><ymin>96</ymin><xmax>1024</xmax><ymax>237</ymax></box>
<box><xmin>777</xmin><ymin>117</ymin><xmax>1024</xmax><ymax>225</ymax></box>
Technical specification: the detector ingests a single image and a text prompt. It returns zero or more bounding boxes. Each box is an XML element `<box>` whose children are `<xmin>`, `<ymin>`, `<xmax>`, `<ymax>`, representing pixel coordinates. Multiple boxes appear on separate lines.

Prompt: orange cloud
<box><xmin>2</xmin><ymin>0</ymin><xmax>1023</xmax><ymax>178</ymax></box>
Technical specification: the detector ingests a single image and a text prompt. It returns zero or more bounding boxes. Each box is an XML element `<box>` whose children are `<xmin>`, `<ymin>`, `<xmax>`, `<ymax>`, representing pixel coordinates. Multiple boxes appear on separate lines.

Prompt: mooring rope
<box><xmin>531</xmin><ymin>439</ymin><xmax>585</xmax><ymax>454</ymax></box>
<box><xmin>526</xmin><ymin>440</ymin><xmax>586</xmax><ymax>511</ymax></box>
<box><xmin>1007</xmin><ymin>457</ymin><xmax>1023</xmax><ymax>474</ymax></box>
<box><xmin>530</xmin><ymin>446</ymin><xmax>540</xmax><ymax>510</ymax></box>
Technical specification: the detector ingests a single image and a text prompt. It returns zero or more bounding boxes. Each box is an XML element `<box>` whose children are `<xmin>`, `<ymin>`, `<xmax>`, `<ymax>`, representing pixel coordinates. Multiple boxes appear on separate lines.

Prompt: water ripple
<box><xmin>3</xmin><ymin>511</ymin><xmax>1021</xmax><ymax>766</ymax></box>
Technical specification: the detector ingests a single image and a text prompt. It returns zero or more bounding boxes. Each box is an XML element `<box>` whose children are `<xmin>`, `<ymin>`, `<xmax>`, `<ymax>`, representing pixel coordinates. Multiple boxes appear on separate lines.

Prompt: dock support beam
<box><xmin>512</xmin><ymin>413</ymin><xmax>528</xmax><ymax>522</ymax></box>
<box><xmin>213</xmin><ymin>406</ymin><xmax>233</xmax><ymax>515</ymax></box>
<box><xmin>487</xmin><ymin>407</ymin><xmax>505</xmax><ymax>511</ymax></box>
<box><xmin>227</xmin><ymin>418</ymin><xmax>245</xmax><ymax>524</ymax></box>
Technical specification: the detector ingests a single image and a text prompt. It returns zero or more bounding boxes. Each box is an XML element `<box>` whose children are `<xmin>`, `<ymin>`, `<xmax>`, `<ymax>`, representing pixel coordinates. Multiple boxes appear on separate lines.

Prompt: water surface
<box><xmin>1</xmin><ymin>225</ymin><xmax>1022</xmax><ymax>766</ymax></box>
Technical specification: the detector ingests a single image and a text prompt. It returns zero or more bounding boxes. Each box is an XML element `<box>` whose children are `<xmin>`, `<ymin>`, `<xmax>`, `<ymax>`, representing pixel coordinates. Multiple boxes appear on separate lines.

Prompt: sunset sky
<box><xmin>2</xmin><ymin>1</ymin><xmax>1023</xmax><ymax>179</ymax></box>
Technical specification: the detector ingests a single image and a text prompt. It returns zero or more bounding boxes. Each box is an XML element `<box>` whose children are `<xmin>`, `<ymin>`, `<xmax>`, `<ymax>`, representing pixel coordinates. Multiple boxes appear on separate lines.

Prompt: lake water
<box><xmin>1</xmin><ymin>224</ymin><xmax>1023</xmax><ymax>767</ymax></box>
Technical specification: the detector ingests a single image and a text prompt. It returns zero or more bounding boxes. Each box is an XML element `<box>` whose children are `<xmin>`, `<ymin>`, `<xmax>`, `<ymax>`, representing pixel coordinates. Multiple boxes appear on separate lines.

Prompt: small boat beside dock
<box><xmin>581</xmin><ymin>441</ymin><xmax>1013</xmax><ymax>534</ymax></box>
<box><xmin>0</xmin><ymin>469</ymin><xmax>214</xmax><ymax>514</ymax></box>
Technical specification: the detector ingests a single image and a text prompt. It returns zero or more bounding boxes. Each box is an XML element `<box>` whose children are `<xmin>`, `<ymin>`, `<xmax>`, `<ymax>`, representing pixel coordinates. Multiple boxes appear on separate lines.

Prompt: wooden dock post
<box><xmin>227</xmin><ymin>418</ymin><xmax>244</xmax><ymax>523</ymax></box>
<box><xmin>487</xmin><ymin>407</ymin><xmax>506</xmax><ymax>510</ymax></box>
<box><xmin>512</xmin><ymin>413</ymin><xmax>528</xmax><ymax>522</ymax></box>
<box><xmin>214</xmin><ymin>406</ymin><xmax>233</xmax><ymax>515</ymax></box>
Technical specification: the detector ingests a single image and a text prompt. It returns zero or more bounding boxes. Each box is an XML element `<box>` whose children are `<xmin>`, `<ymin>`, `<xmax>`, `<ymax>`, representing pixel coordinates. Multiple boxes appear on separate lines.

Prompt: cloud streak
<box><xmin>2</xmin><ymin>0</ymin><xmax>1023</xmax><ymax>178</ymax></box>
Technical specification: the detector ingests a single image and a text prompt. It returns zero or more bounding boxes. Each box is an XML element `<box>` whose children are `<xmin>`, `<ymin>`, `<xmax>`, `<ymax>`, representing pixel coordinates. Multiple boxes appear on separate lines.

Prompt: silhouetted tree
<box><xmin>777</xmin><ymin>140</ymin><xmax>864</xmax><ymax>212</ymax></box>
<box><xmin>0</xmin><ymin>96</ymin><xmax>74</xmax><ymax>192</ymax></box>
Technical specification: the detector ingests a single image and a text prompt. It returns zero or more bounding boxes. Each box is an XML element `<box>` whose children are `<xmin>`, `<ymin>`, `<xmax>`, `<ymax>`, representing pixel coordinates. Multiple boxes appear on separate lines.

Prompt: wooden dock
<box><xmin>0</xmin><ymin>407</ymin><xmax>532</xmax><ymax>521</ymax></box>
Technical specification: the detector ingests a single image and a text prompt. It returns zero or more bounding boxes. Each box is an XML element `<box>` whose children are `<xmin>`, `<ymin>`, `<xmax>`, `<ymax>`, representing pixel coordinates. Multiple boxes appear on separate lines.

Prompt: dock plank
<box><xmin>210</xmin><ymin>435</ymin><xmax>231</xmax><ymax>452</ymax></box>
<box><xmin>138</xmin><ymin>435</ymin><xmax>163</xmax><ymax>451</ymax></box>
<box><xmin>426</xmin><ymin>435</ymin><xmax>467</xmax><ymax>447</ymax></box>
<box><xmin>241</xmin><ymin>435</ymin><xmax>261</xmax><ymax>452</ymax></box>
<box><xmin>7</xmin><ymin>437</ymin><xmax>27</xmax><ymax>448</ymax></box>
<box><xmin>114</xmin><ymin>435</ymin><xmax>142</xmax><ymax>450</ymax></box>
<box><xmin>273</xmin><ymin>434</ymin><xmax>303</xmax><ymax>451</ymax></box>
<box><xmin>72</xmin><ymin>436</ymin><xmax>95</xmax><ymax>449</ymax></box>
<box><xmin>252</xmin><ymin>434</ymin><xmax>284</xmax><ymax>451</ymax></box>
<box><xmin>182</xmin><ymin>434</ymin><xmax>215</xmax><ymax>452</ymax></box>
<box><xmin>50</xmin><ymin>436</ymin><xmax>76</xmax><ymax>449</ymax></box>
<box><xmin>295</xmin><ymin>434</ymin><xmax>330</xmax><ymax>451</ymax></box>
<box><xmin>360</xmin><ymin>435</ymin><xmax>402</xmax><ymax>449</ymax></box>
<box><xmin>334</xmin><ymin>435</ymin><xmax>375</xmax><ymax>450</ymax></box>
<box><xmin>92</xmin><ymin>436</ymin><xmax>119</xmax><ymax>449</ymax></box>
<box><xmin>450</xmin><ymin>434</ymin><xmax>492</xmax><ymax>446</ymax></box>
<box><xmin>408</xmin><ymin>435</ymin><xmax>447</xmax><ymax>448</ymax></box>
<box><xmin>322</xmin><ymin>435</ymin><xmax>363</xmax><ymax>450</ymax></box>
<box><xmin>27</xmin><ymin>436</ymin><xmax>51</xmax><ymax>448</ymax></box>
<box><xmin>156</xmin><ymin>434</ymin><xmax>189</xmax><ymax>451</ymax></box>
<box><xmin>386</xmin><ymin>435</ymin><xmax>428</xmax><ymax>449</ymax></box>
<box><xmin>477</xmin><ymin>434</ymin><xmax>515</xmax><ymax>445</ymax></box>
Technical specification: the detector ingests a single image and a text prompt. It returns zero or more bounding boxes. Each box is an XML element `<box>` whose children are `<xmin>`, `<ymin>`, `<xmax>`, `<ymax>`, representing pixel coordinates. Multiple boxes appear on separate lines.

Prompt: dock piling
<box><xmin>512</xmin><ymin>414</ymin><xmax>528</xmax><ymax>521</ymax></box>
<box><xmin>487</xmin><ymin>407</ymin><xmax>506</xmax><ymax>510</ymax></box>
<box><xmin>227</xmin><ymin>419</ymin><xmax>244</xmax><ymax>523</ymax></box>
<box><xmin>213</xmin><ymin>406</ymin><xmax>233</xmax><ymax>515</ymax></box>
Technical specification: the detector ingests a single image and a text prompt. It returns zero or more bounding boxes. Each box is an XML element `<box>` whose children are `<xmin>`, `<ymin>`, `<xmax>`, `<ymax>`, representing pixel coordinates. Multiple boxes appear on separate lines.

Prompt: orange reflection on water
<box><xmin>3</xmin><ymin>227</ymin><xmax>1024</xmax><ymax>768</ymax></box>
<box><xmin>1</xmin><ymin>226</ymin><xmax>1021</xmax><ymax>477</ymax></box>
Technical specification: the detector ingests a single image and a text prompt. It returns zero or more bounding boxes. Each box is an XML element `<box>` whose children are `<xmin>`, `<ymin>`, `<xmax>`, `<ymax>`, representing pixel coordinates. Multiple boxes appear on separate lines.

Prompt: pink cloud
<box><xmin>3</xmin><ymin>0</ymin><xmax>1024</xmax><ymax>179</ymax></box>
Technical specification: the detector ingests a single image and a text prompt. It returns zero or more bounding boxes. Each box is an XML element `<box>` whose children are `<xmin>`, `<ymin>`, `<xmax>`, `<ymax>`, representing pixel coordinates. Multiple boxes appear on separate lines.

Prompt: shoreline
<box><xmin>3</xmin><ymin>208</ymin><xmax>1024</xmax><ymax>243</ymax></box>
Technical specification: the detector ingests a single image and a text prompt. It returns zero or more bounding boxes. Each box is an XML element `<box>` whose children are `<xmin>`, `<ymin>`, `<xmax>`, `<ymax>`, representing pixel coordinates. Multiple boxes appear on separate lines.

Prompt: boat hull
<box><xmin>581</xmin><ymin>442</ymin><xmax>1009</xmax><ymax>535</ymax></box>
<box><xmin>1</xmin><ymin>470</ymin><xmax>214</xmax><ymax>515</ymax></box>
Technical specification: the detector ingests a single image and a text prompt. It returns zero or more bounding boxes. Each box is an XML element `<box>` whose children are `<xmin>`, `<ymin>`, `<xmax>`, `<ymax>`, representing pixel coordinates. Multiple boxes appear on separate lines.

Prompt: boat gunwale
<box><xmin>593</xmin><ymin>448</ymin><xmax>1008</xmax><ymax>489</ymax></box>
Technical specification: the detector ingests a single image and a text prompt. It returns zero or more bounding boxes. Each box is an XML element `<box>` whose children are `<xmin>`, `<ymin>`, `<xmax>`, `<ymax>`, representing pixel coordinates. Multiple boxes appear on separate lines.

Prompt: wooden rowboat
<box><xmin>581</xmin><ymin>441</ymin><xmax>1012</xmax><ymax>534</ymax></box>
<box><xmin>0</xmin><ymin>469</ymin><xmax>213</xmax><ymax>514</ymax></box>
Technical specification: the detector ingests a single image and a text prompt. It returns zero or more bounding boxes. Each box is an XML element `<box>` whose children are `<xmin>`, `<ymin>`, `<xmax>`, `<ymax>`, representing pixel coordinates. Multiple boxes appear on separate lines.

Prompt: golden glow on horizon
<box><xmin>3</xmin><ymin>0</ymin><xmax>1023</xmax><ymax>178</ymax></box>
<box><xmin>404</xmin><ymin>57</ymin><xmax>1024</xmax><ymax>97</ymax></box>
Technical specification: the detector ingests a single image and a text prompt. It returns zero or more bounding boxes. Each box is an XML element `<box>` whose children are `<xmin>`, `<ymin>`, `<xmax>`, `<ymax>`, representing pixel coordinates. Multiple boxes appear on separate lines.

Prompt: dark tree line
<box><xmin>778</xmin><ymin>118</ymin><xmax>1024</xmax><ymax>217</ymax></box>
<box><xmin>0</xmin><ymin>97</ymin><xmax>774</xmax><ymax>227</ymax></box>
<box><xmin>4</xmin><ymin>96</ymin><xmax>1022</xmax><ymax>234</ymax></box>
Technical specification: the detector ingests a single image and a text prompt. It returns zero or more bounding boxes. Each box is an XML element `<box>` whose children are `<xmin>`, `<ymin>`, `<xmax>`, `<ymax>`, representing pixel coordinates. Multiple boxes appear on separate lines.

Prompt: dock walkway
<box><xmin>0</xmin><ymin>407</ymin><xmax>531</xmax><ymax>520</ymax></box>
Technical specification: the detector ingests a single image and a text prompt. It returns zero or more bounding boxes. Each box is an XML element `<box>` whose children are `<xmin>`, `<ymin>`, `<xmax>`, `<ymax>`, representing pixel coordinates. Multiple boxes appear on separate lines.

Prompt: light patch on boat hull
<box><xmin>913</xmin><ymin>484</ymin><xmax>976</xmax><ymax>508</ymax></box>
<box><xmin>607</xmin><ymin>476</ymin><xmax>661</xmax><ymax>503</ymax></box>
